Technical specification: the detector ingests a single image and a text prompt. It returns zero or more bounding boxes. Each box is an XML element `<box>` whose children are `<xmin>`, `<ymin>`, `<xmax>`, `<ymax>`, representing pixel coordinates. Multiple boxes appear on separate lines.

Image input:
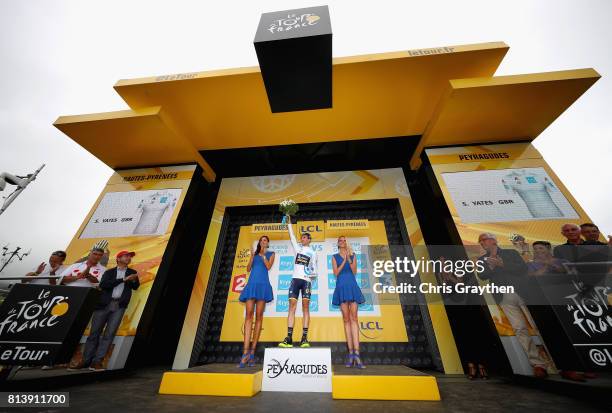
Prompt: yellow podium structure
<box><xmin>332</xmin><ymin>366</ymin><xmax>440</xmax><ymax>401</ymax></box>
<box><xmin>158</xmin><ymin>364</ymin><xmax>440</xmax><ymax>400</ymax></box>
<box><xmin>53</xmin><ymin>37</ymin><xmax>601</xmax><ymax>398</ymax></box>
<box><xmin>159</xmin><ymin>364</ymin><xmax>262</xmax><ymax>397</ymax></box>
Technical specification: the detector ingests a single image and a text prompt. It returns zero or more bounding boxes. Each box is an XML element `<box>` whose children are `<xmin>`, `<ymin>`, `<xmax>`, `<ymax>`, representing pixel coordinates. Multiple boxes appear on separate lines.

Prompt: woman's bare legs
<box><xmin>349</xmin><ymin>302</ymin><xmax>360</xmax><ymax>352</ymax></box>
<box><xmin>340</xmin><ymin>302</ymin><xmax>354</xmax><ymax>353</ymax></box>
<box><xmin>243</xmin><ymin>299</ymin><xmax>255</xmax><ymax>353</ymax></box>
<box><xmin>251</xmin><ymin>300</ymin><xmax>266</xmax><ymax>353</ymax></box>
<box><xmin>350</xmin><ymin>302</ymin><xmax>364</xmax><ymax>367</ymax></box>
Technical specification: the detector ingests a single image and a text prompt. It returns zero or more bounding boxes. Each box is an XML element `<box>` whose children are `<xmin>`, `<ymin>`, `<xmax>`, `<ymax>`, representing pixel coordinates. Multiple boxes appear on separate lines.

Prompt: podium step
<box><xmin>332</xmin><ymin>365</ymin><xmax>440</xmax><ymax>400</ymax></box>
<box><xmin>158</xmin><ymin>363</ymin><xmax>440</xmax><ymax>400</ymax></box>
<box><xmin>159</xmin><ymin>364</ymin><xmax>262</xmax><ymax>397</ymax></box>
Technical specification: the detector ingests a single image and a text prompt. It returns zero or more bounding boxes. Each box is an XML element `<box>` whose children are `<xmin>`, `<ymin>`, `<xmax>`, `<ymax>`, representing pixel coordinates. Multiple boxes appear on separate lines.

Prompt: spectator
<box><xmin>20</xmin><ymin>251</ymin><xmax>66</xmax><ymax>371</ymax></box>
<box><xmin>476</xmin><ymin>233</ymin><xmax>549</xmax><ymax>378</ymax></box>
<box><xmin>580</xmin><ymin>223</ymin><xmax>612</xmax><ymax>246</ymax></box>
<box><xmin>22</xmin><ymin>251</ymin><xmax>66</xmax><ymax>285</ymax></box>
<box><xmin>554</xmin><ymin>223</ymin><xmax>610</xmax><ymax>280</ymax></box>
<box><xmin>527</xmin><ymin>241</ymin><xmax>568</xmax><ymax>275</ymax></box>
<box><xmin>60</xmin><ymin>248</ymin><xmax>106</xmax><ymax>287</ymax></box>
<box><xmin>75</xmin><ymin>240</ymin><xmax>111</xmax><ymax>267</ymax></box>
<box><xmin>79</xmin><ymin>251</ymin><xmax>139</xmax><ymax>372</ymax></box>
<box><xmin>553</xmin><ymin>224</ymin><xmax>585</xmax><ymax>262</ymax></box>
<box><xmin>62</xmin><ymin>247</ymin><xmax>106</xmax><ymax>371</ymax></box>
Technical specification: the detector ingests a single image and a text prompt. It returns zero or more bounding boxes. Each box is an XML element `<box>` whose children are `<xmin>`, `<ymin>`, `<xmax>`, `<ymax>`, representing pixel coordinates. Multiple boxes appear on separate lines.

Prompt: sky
<box><xmin>1</xmin><ymin>0</ymin><xmax>610</xmax><ymax>276</ymax></box>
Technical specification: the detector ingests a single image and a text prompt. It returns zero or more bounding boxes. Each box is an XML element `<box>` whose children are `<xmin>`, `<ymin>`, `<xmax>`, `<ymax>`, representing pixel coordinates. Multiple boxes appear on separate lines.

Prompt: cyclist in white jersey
<box><xmin>279</xmin><ymin>215</ymin><xmax>318</xmax><ymax>348</ymax></box>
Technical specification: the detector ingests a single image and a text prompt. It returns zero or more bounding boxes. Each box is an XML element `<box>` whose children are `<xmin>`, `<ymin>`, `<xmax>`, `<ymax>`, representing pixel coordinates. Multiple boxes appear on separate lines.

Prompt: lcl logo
<box><xmin>359</xmin><ymin>321</ymin><xmax>383</xmax><ymax>339</ymax></box>
<box><xmin>300</xmin><ymin>224</ymin><xmax>323</xmax><ymax>233</ymax></box>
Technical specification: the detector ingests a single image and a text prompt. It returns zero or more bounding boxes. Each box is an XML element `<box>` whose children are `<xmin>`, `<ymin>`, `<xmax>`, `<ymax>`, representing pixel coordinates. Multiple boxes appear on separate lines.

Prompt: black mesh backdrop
<box><xmin>190</xmin><ymin>199</ymin><xmax>440</xmax><ymax>370</ymax></box>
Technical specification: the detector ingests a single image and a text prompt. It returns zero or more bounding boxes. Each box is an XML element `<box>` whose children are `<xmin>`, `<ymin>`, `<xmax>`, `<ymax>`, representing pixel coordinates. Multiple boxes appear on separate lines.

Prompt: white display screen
<box><xmin>441</xmin><ymin>167</ymin><xmax>579</xmax><ymax>224</ymax></box>
<box><xmin>80</xmin><ymin>189</ymin><xmax>182</xmax><ymax>239</ymax></box>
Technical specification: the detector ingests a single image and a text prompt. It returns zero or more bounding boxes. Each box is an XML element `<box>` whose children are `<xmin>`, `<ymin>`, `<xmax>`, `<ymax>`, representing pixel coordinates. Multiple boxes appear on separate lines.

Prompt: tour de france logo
<box><xmin>565</xmin><ymin>283</ymin><xmax>611</xmax><ymax>339</ymax></box>
<box><xmin>267</xmin><ymin>13</ymin><xmax>321</xmax><ymax>34</ymax></box>
<box><xmin>0</xmin><ymin>289</ymin><xmax>70</xmax><ymax>336</ymax></box>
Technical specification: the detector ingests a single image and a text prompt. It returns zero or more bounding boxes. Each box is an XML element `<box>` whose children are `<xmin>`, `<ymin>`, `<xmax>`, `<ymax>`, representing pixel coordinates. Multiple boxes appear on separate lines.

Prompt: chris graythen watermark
<box><xmin>371</xmin><ymin>257</ymin><xmax>514</xmax><ymax>296</ymax></box>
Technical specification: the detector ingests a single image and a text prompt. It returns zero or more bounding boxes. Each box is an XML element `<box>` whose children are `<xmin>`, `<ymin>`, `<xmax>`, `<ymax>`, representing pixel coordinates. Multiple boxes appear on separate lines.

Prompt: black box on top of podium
<box><xmin>254</xmin><ymin>5</ymin><xmax>332</xmax><ymax>113</ymax></box>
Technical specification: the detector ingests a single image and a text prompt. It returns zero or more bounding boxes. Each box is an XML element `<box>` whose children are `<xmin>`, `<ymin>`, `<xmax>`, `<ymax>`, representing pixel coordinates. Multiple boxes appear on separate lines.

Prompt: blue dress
<box><xmin>239</xmin><ymin>251</ymin><xmax>274</xmax><ymax>303</ymax></box>
<box><xmin>332</xmin><ymin>253</ymin><xmax>365</xmax><ymax>305</ymax></box>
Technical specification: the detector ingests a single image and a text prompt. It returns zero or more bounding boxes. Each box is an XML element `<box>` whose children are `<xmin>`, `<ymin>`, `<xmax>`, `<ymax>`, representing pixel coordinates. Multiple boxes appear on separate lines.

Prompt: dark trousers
<box><xmin>83</xmin><ymin>300</ymin><xmax>126</xmax><ymax>365</ymax></box>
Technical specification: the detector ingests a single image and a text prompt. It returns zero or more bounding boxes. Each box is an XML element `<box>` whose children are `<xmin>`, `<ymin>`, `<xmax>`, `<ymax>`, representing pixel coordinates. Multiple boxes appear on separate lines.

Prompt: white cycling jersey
<box><xmin>133</xmin><ymin>191</ymin><xmax>177</xmax><ymax>235</ymax></box>
<box><xmin>287</xmin><ymin>222</ymin><xmax>318</xmax><ymax>281</ymax></box>
<box><xmin>502</xmin><ymin>170</ymin><xmax>563</xmax><ymax>218</ymax></box>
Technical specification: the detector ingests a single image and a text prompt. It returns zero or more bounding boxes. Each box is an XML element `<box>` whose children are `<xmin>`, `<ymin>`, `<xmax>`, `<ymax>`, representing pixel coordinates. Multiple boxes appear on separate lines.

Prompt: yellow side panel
<box><xmin>332</xmin><ymin>374</ymin><xmax>441</xmax><ymax>401</ymax></box>
<box><xmin>159</xmin><ymin>371</ymin><xmax>262</xmax><ymax>397</ymax></box>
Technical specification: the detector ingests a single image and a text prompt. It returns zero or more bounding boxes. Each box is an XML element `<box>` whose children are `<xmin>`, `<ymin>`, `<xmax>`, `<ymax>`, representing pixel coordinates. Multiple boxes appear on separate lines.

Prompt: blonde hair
<box><xmin>338</xmin><ymin>236</ymin><xmax>354</xmax><ymax>256</ymax></box>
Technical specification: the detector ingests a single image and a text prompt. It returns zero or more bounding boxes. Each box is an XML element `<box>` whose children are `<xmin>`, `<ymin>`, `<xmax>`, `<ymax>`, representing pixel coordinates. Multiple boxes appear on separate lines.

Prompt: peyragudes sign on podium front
<box><xmin>262</xmin><ymin>347</ymin><xmax>332</xmax><ymax>392</ymax></box>
<box><xmin>0</xmin><ymin>284</ymin><xmax>100</xmax><ymax>365</ymax></box>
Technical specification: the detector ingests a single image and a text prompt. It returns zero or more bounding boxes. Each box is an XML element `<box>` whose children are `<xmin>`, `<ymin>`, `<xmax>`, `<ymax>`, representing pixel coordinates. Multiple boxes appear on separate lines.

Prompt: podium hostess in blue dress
<box><xmin>332</xmin><ymin>236</ymin><xmax>366</xmax><ymax>368</ymax></box>
<box><xmin>238</xmin><ymin>235</ymin><xmax>275</xmax><ymax>367</ymax></box>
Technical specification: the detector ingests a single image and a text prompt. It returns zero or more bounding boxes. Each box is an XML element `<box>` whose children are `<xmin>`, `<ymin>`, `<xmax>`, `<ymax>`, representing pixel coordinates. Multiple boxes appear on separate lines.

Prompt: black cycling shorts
<box><xmin>288</xmin><ymin>278</ymin><xmax>312</xmax><ymax>300</ymax></box>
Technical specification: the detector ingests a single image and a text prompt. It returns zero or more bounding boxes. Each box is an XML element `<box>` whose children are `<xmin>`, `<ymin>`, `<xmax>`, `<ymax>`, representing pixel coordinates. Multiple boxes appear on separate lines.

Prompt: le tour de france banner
<box><xmin>0</xmin><ymin>284</ymin><xmax>100</xmax><ymax>366</ymax></box>
<box><xmin>220</xmin><ymin>219</ymin><xmax>408</xmax><ymax>343</ymax></box>
<box><xmin>60</xmin><ymin>165</ymin><xmax>195</xmax><ymax>369</ymax></box>
<box><xmin>426</xmin><ymin>142</ymin><xmax>611</xmax><ymax>372</ymax></box>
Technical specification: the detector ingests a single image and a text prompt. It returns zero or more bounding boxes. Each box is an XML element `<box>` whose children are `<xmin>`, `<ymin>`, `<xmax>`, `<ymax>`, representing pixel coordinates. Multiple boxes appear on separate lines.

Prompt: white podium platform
<box><xmin>262</xmin><ymin>347</ymin><xmax>332</xmax><ymax>393</ymax></box>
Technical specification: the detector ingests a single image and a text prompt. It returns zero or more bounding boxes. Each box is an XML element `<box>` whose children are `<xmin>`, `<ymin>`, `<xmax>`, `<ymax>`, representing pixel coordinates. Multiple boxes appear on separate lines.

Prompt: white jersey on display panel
<box><xmin>501</xmin><ymin>170</ymin><xmax>563</xmax><ymax>218</ymax></box>
<box><xmin>80</xmin><ymin>189</ymin><xmax>182</xmax><ymax>239</ymax></box>
<box><xmin>133</xmin><ymin>191</ymin><xmax>177</xmax><ymax>235</ymax></box>
<box><xmin>441</xmin><ymin>167</ymin><xmax>578</xmax><ymax>224</ymax></box>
